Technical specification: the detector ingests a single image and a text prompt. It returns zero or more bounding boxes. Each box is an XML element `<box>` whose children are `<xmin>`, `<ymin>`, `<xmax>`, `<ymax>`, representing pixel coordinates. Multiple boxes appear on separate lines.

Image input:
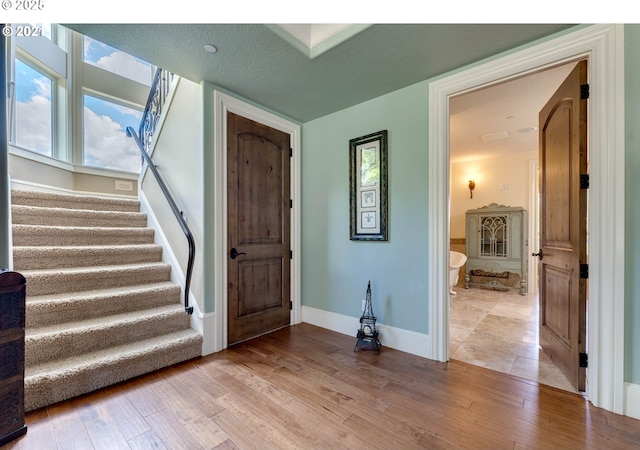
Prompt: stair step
<box><xmin>25</xmin><ymin>329</ymin><xmax>203</xmax><ymax>411</ymax></box>
<box><xmin>12</xmin><ymin>224</ymin><xmax>155</xmax><ymax>246</ymax></box>
<box><xmin>11</xmin><ymin>188</ymin><xmax>202</xmax><ymax>412</ymax></box>
<box><xmin>13</xmin><ymin>244</ymin><xmax>163</xmax><ymax>270</ymax></box>
<box><xmin>26</xmin><ymin>304</ymin><xmax>191</xmax><ymax>366</ymax></box>
<box><xmin>11</xmin><ymin>204</ymin><xmax>148</xmax><ymax>228</ymax></box>
<box><xmin>21</xmin><ymin>262</ymin><xmax>172</xmax><ymax>296</ymax></box>
<box><xmin>26</xmin><ymin>281</ymin><xmax>181</xmax><ymax>327</ymax></box>
<box><xmin>11</xmin><ymin>189</ymin><xmax>140</xmax><ymax>212</ymax></box>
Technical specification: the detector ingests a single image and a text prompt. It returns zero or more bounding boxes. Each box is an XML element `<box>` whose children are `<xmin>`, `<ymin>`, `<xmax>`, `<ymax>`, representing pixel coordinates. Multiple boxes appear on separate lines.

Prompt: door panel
<box><xmin>538</xmin><ymin>60</ymin><xmax>587</xmax><ymax>391</ymax></box>
<box><xmin>227</xmin><ymin>112</ymin><xmax>291</xmax><ymax>345</ymax></box>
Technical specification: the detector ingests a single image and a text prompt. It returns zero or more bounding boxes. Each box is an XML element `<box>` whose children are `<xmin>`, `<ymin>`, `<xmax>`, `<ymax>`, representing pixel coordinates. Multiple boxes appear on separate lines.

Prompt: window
<box><xmin>83</xmin><ymin>95</ymin><xmax>142</xmax><ymax>172</ymax></box>
<box><xmin>10</xmin><ymin>24</ymin><xmax>151</xmax><ymax>174</ymax></box>
<box><xmin>83</xmin><ymin>36</ymin><xmax>152</xmax><ymax>86</ymax></box>
<box><xmin>13</xmin><ymin>59</ymin><xmax>53</xmax><ymax>156</ymax></box>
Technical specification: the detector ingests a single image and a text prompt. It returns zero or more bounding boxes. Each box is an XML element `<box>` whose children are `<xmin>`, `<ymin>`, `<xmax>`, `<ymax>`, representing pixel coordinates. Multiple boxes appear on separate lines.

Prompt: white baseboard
<box><xmin>301</xmin><ymin>306</ymin><xmax>433</xmax><ymax>359</ymax></box>
<box><xmin>624</xmin><ymin>383</ymin><xmax>640</xmax><ymax>420</ymax></box>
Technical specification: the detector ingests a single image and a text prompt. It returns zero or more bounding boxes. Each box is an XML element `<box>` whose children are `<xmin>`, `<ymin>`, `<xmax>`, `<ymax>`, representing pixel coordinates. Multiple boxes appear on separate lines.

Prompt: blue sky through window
<box><xmin>14</xmin><ymin>59</ymin><xmax>52</xmax><ymax>156</ymax></box>
<box><xmin>84</xmin><ymin>95</ymin><xmax>143</xmax><ymax>173</ymax></box>
<box><xmin>83</xmin><ymin>36</ymin><xmax>152</xmax><ymax>86</ymax></box>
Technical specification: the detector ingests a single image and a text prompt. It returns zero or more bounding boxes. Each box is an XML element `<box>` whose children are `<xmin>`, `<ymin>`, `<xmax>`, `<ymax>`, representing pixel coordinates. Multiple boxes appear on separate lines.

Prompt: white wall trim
<box><xmin>212</xmin><ymin>90</ymin><xmax>302</xmax><ymax>353</ymax></box>
<box><xmin>302</xmin><ymin>306</ymin><xmax>432</xmax><ymax>358</ymax></box>
<box><xmin>624</xmin><ymin>383</ymin><xmax>640</xmax><ymax>420</ymax></box>
<box><xmin>10</xmin><ymin>178</ymin><xmax>136</xmax><ymax>199</ymax></box>
<box><xmin>428</xmin><ymin>24</ymin><xmax>625</xmax><ymax>414</ymax></box>
<box><xmin>139</xmin><ymin>190</ymin><xmax>215</xmax><ymax>356</ymax></box>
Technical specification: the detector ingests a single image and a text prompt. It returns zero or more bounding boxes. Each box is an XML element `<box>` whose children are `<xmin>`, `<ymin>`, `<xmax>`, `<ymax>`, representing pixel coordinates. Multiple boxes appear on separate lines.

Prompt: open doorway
<box><xmin>447</xmin><ymin>62</ymin><xmax>580</xmax><ymax>392</ymax></box>
<box><xmin>428</xmin><ymin>23</ymin><xmax>624</xmax><ymax>415</ymax></box>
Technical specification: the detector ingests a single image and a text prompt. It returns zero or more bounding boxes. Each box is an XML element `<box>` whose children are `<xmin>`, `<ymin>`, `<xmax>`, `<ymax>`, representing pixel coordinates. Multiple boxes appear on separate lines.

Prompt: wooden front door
<box><xmin>227</xmin><ymin>112</ymin><xmax>291</xmax><ymax>345</ymax></box>
<box><xmin>537</xmin><ymin>60</ymin><xmax>588</xmax><ymax>391</ymax></box>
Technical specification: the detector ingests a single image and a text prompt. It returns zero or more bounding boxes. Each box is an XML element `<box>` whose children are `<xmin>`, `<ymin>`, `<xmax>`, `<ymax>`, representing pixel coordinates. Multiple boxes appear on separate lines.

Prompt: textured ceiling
<box><xmin>66</xmin><ymin>23</ymin><xmax>577</xmax><ymax>124</ymax></box>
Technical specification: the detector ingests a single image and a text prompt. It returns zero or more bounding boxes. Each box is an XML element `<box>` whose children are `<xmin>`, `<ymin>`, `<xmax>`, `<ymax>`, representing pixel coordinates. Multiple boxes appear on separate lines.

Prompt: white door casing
<box><xmin>428</xmin><ymin>24</ymin><xmax>625</xmax><ymax>413</ymax></box>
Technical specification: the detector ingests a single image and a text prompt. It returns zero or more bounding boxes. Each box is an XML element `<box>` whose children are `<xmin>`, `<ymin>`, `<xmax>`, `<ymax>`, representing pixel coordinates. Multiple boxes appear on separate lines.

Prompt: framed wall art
<box><xmin>349</xmin><ymin>130</ymin><xmax>388</xmax><ymax>241</ymax></box>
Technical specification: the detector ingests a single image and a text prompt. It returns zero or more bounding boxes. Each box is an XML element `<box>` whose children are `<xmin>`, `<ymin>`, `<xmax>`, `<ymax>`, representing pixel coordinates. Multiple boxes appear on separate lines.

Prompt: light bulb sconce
<box><xmin>468</xmin><ymin>180</ymin><xmax>475</xmax><ymax>199</ymax></box>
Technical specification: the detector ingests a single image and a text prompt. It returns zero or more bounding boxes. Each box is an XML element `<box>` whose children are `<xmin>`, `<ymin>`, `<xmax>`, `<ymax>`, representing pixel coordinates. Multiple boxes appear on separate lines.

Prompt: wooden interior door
<box><xmin>537</xmin><ymin>60</ymin><xmax>588</xmax><ymax>391</ymax></box>
<box><xmin>227</xmin><ymin>112</ymin><xmax>291</xmax><ymax>345</ymax></box>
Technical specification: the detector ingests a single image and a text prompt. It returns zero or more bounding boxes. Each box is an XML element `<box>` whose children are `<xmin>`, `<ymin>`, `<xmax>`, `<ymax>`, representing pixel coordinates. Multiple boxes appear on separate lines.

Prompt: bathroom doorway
<box><xmin>447</xmin><ymin>62</ymin><xmax>579</xmax><ymax>392</ymax></box>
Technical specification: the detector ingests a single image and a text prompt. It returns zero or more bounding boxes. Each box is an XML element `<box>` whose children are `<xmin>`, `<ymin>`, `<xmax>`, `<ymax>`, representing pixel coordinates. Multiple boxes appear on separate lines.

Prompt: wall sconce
<box><xmin>468</xmin><ymin>180</ymin><xmax>475</xmax><ymax>198</ymax></box>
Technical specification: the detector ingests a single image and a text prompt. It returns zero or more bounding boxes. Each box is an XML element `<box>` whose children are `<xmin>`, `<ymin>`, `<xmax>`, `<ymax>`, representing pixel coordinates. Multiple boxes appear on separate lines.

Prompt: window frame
<box><xmin>8</xmin><ymin>24</ymin><xmax>150</xmax><ymax>177</ymax></box>
<box><xmin>12</xmin><ymin>55</ymin><xmax>56</xmax><ymax>158</ymax></box>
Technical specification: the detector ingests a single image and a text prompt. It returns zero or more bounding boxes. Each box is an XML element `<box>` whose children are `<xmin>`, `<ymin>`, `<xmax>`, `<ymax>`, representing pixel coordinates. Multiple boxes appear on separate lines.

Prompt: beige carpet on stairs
<box><xmin>10</xmin><ymin>189</ymin><xmax>203</xmax><ymax>411</ymax></box>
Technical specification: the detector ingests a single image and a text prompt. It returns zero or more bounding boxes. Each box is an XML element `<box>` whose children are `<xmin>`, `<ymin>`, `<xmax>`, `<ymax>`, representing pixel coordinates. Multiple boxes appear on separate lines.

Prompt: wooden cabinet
<box><xmin>464</xmin><ymin>203</ymin><xmax>528</xmax><ymax>294</ymax></box>
<box><xmin>0</xmin><ymin>271</ymin><xmax>27</xmax><ymax>446</ymax></box>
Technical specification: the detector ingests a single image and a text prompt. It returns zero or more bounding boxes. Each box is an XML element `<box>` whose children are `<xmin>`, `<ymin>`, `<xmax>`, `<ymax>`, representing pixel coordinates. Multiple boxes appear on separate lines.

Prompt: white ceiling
<box><xmin>450</xmin><ymin>62</ymin><xmax>577</xmax><ymax>163</ymax></box>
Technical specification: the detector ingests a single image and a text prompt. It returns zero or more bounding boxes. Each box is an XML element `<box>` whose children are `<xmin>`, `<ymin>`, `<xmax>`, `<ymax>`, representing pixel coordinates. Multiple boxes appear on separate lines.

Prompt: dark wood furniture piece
<box><xmin>0</xmin><ymin>271</ymin><xmax>27</xmax><ymax>446</ymax></box>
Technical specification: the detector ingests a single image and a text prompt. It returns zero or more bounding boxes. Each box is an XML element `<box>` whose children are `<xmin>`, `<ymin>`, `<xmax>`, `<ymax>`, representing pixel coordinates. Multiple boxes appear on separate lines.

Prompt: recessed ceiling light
<box><xmin>517</xmin><ymin>127</ymin><xmax>537</xmax><ymax>134</ymax></box>
<box><xmin>480</xmin><ymin>131</ymin><xmax>509</xmax><ymax>142</ymax></box>
<box><xmin>204</xmin><ymin>44</ymin><xmax>217</xmax><ymax>54</ymax></box>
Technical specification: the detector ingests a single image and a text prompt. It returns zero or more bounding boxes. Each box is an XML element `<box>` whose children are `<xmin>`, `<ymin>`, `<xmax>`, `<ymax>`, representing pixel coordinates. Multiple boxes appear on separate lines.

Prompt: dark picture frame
<box><xmin>349</xmin><ymin>130</ymin><xmax>388</xmax><ymax>241</ymax></box>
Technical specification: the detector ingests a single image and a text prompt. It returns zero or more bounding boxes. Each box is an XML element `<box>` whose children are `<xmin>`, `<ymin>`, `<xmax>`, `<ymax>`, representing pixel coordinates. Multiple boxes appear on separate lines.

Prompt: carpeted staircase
<box><xmin>10</xmin><ymin>189</ymin><xmax>203</xmax><ymax>411</ymax></box>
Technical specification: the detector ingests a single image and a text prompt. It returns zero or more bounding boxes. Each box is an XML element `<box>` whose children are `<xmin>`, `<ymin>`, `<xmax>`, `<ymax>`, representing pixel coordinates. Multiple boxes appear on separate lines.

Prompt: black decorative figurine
<box><xmin>354</xmin><ymin>281</ymin><xmax>381</xmax><ymax>353</ymax></box>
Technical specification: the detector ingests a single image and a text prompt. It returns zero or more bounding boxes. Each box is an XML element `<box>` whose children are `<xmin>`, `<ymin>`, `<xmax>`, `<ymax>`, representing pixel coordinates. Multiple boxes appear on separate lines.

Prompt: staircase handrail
<box><xmin>137</xmin><ymin>68</ymin><xmax>173</xmax><ymax>153</ymax></box>
<box><xmin>126</xmin><ymin>68</ymin><xmax>194</xmax><ymax>315</ymax></box>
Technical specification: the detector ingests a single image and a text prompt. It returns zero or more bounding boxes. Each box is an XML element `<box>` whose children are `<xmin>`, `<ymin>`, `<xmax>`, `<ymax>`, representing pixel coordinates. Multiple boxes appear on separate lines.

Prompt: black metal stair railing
<box><xmin>127</xmin><ymin>68</ymin><xmax>194</xmax><ymax>315</ymax></box>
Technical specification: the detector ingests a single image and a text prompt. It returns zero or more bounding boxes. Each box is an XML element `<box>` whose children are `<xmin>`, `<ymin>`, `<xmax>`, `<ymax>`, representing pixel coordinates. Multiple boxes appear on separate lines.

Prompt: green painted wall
<box><xmin>625</xmin><ymin>24</ymin><xmax>640</xmax><ymax>384</ymax></box>
<box><xmin>302</xmin><ymin>24</ymin><xmax>640</xmax><ymax>384</ymax></box>
<box><xmin>302</xmin><ymin>81</ymin><xmax>430</xmax><ymax>333</ymax></box>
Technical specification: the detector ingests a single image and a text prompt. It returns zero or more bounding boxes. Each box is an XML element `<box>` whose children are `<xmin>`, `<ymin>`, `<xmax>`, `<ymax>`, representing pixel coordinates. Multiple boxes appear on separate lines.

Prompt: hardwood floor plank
<box><xmin>99</xmin><ymin>385</ymin><xmax>152</xmax><ymax>441</ymax></box>
<box><xmin>52</xmin><ymin>420</ymin><xmax>95</xmax><ymax>449</ymax></box>
<box><xmin>144</xmin><ymin>409</ymin><xmax>203</xmax><ymax>449</ymax></box>
<box><xmin>7</xmin><ymin>322</ymin><xmax>640</xmax><ymax>450</ymax></box>
<box><xmin>77</xmin><ymin>400</ymin><xmax>130</xmax><ymax>450</ymax></box>
<box><xmin>343</xmin><ymin>412</ymin><xmax>426</xmax><ymax>450</ymax></box>
<box><xmin>215</xmin><ymin>372</ymin><xmax>342</xmax><ymax>449</ymax></box>
<box><xmin>215</xmin><ymin>392</ymin><xmax>303</xmax><ymax>449</ymax></box>
<box><xmin>122</xmin><ymin>373</ymin><xmax>170</xmax><ymax>418</ymax></box>
<box><xmin>162</xmin><ymin>366</ymin><xmax>226</xmax><ymax>419</ymax></box>
<box><xmin>265</xmin><ymin>370</ymin><xmax>354</xmax><ymax>424</ymax></box>
<box><xmin>212</xmin><ymin>409</ymin><xmax>279</xmax><ymax>450</ymax></box>
<box><xmin>126</xmin><ymin>430</ymin><xmax>168</xmax><ymax>450</ymax></box>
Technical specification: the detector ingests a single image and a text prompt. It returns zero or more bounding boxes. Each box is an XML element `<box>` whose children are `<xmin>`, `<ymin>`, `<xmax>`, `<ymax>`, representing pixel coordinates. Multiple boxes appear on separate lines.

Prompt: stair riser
<box><xmin>12</xmin><ymin>191</ymin><xmax>140</xmax><ymax>212</ymax></box>
<box><xmin>24</xmin><ymin>333</ymin><xmax>202</xmax><ymax>411</ymax></box>
<box><xmin>26</xmin><ymin>309</ymin><xmax>191</xmax><ymax>366</ymax></box>
<box><xmin>24</xmin><ymin>265</ymin><xmax>171</xmax><ymax>296</ymax></box>
<box><xmin>26</xmin><ymin>284</ymin><xmax>181</xmax><ymax>327</ymax></box>
<box><xmin>12</xmin><ymin>189</ymin><xmax>203</xmax><ymax>412</ymax></box>
<box><xmin>14</xmin><ymin>246</ymin><xmax>163</xmax><ymax>270</ymax></box>
<box><xmin>13</xmin><ymin>227</ymin><xmax>155</xmax><ymax>246</ymax></box>
<box><xmin>12</xmin><ymin>209</ymin><xmax>148</xmax><ymax>228</ymax></box>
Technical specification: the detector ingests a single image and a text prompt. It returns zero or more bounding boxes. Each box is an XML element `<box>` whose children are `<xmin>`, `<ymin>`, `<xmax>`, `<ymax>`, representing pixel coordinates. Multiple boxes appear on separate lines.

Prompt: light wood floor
<box><xmin>3</xmin><ymin>323</ymin><xmax>639</xmax><ymax>450</ymax></box>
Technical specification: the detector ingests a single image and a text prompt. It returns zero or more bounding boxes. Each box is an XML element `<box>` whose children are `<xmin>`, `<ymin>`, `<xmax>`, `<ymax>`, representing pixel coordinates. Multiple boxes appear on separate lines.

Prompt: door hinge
<box><xmin>290</xmin><ymin>250</ymin><xmax>293</xmax><ymax>260</ymax></box>
<box><xmin>580</xmin><ymin>264</ymin><xmax>588</xmax><ymax>279</ymax></box>
<box><xmin>579</xmin><ymin>352</ymin><xmax>588</xmax><ymax>368</ymax></box>
<box><xmin>290</xmin><ymin>199</ymin><xmax>293</xmax><ymax>208</ymax></box>
<box><xmin>581</xmin><ymin>84</ymin><xmax>590</xmax><ymax>100</ymax></box>
<box><xmin>580</xmin><ymin>174</ymin><xmax>590</xmax><ymax>189</ymax></box>
<box><xmin>290</xmin><ymin>300</ymin><xmax>293</xmax><ymax>310</ymax></box>
<box><xmin>289</xmin><ymin>148</ymin><xmax>293</xmax><ymax>157</ymax></box>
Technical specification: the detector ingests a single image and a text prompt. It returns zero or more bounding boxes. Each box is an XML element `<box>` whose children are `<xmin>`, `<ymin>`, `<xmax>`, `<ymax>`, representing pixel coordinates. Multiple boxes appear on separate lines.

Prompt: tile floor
<box><xmin>449</xmin><ymin>285</ymin><xmax>577</xmax><ymax>393</ymax></box>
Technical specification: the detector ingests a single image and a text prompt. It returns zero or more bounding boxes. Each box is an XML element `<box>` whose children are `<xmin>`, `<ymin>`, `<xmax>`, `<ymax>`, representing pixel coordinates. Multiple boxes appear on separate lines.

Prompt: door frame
<box><xmin>428</xmin><ymin>24</ymin><xmax>625</xmax><ymax>413</ymax></box>
<box><xmin>212</xmin><ymin>90</ymin><xmax>302</xmax><ymax>351</ymax></box>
